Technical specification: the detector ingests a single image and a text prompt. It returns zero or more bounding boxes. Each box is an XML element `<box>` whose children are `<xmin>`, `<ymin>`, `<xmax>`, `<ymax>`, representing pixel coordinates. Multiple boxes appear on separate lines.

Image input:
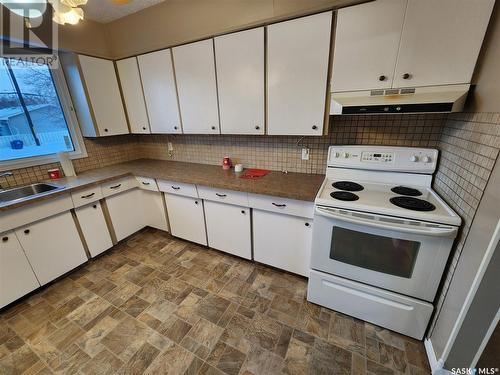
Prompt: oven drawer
<box><xmin>308</xmin><ymin>269</ymin><xmax>433</xmax><ymax>340</ymax></box>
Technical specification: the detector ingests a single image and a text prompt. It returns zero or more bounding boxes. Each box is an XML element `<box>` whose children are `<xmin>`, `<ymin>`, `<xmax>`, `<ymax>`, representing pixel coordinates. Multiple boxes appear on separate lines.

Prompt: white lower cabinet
<box><xmin>105</xmin><ymin>188</ymin><xmax>145</xmax><ymax>242</ymax></box>
<box><xmin>75</xmin><ymin>202</ymin><xmax>113</xmax><ymax>258</ymax></box>
<box><xmin>204</xmin><ymin>200</ymin><xmax>251</xmax><ymax>259</ymax></box>
<box><xmin>141</xmin><ymin>190</ymin><xmax>168</xmax><ymax>231</ymax></box>
<box><xmin>253</xmin><ymin>209</ymin><xmax>313</xmax><ymax>277</ymax></box>
<box><xmin>15</xmin><ymin>212</ymin><xmax>88</xmax><ymax>285</ymax></box>
<box><xmin>165</xmin><ymin>193</ymin><xmax>207</xmax><ymax>245</ymax></box>
<box><xmin>0</xmin><ymin>232</ymin><xmax>40</xmax><ymax>308</ymax></box>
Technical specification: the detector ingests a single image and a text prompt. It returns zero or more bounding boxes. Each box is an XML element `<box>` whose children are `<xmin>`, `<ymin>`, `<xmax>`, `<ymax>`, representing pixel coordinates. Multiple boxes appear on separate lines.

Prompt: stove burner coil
<box><xmin>330</xmin><ymin>191</ymin><xmax>360</xmax><ymax>201</ymax></box>
<box><xmin>391</xmin><ymin>186</ymin><xmax>422</xmax><ymax>196</ymax></box>
<box><xmin>390</xmin><ymin>196</ymin><xmax>436</xmax><ymax>211</ymax></box>
<box><xmin>332</xmin><ymin>181</ymin><xmax>364</xmax><ymax>192</ymax></box>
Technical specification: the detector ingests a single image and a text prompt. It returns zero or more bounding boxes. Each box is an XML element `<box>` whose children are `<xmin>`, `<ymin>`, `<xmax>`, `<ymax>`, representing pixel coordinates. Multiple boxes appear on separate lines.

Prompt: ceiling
<box><xmin>82</xmin><ymin>0</ymin><xmax>166</xmax><ymax>24</ymax></box>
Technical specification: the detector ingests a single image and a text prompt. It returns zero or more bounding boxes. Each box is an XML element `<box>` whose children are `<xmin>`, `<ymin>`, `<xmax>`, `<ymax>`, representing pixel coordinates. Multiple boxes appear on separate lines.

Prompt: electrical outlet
<box><xmin>302</xmin><ymin>148</ymin><xmax>310</xmax><ymax>160</ymax></box>
<box><xmin>167</xmin><ymin>142</ymin><xmax>173</xmax><ymax>157</ymax></box>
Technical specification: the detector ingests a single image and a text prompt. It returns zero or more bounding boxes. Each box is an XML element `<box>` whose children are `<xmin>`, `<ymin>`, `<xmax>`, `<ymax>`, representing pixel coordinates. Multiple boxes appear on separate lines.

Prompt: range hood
<box><xmin>330</xmin><ymin>84</ymin><xmax>470</xmax><ymax>115</ymax></box>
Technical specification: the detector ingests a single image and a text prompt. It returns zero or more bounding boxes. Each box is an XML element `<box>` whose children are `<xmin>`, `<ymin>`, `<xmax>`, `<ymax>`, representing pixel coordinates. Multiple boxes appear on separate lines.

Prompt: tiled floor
<box><xmin>0</xmin><ymin>228</ymin><xmax>431</xmax><ymax>374</ymax></box>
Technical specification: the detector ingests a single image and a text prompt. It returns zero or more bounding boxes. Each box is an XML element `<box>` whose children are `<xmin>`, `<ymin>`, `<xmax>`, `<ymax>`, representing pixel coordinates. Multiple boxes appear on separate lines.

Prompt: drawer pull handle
<box><xmin>142</xmin><ymin>182</ymin><xmax>151</xmax><ymax>186</ymax></box>
<box><xmin>272</xmin><ymin>203</ymin><xmax>286</xmax><ymax>207</ymax></box>
<box><xmin>24</xmin><ymin>229</ymin><xmax>30</xmax><ymax>235</ymax></box>
<box><xmin>2</xmin><ymin>236</ymin><xmax>8</xmax><ymax>242</ymax></box>
<box><xmin>215</xmin><ymin>193</ymin><xmax>227</xmax><ymax>197</ymax></box>
<box><xmin>81</xmin><ymin>193</ymin><xmax>95</xmax><ymax>199</ymax></box>
<box><xmin>171</xmin><ymin>186</ymin><xmax>180</xmax><ymax>190</ymax></box>
<box><xmin>110</xmin><ymin>184</ymin><xmax>122</xmax><ymax>189</ymax></box>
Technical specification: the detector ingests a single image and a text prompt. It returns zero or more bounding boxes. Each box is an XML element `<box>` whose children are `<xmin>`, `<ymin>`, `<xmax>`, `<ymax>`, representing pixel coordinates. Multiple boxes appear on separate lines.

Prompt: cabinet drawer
<box><xmin>197</xmin><ymin>186</ymin><xmax>248</xmax><ymax>207</ymax></box>
<box><xmin>157</xmin><ymin>180</ymin><xmax>198</xmax><ymax>198</ymax></box>
<box><xmin>136</xmin><ymin>176</ymin><xmax>159</xmax><ymax>191</ymax></box>
<box><xmin>248</xmin><ymin>193</ymin><xmax>314</xmax><ymax>219</ymax></box>
<box><xmin>71</xmin><ymin>186</ymin><xmax>103</xmax><ymax>207</ymax></box>
<box><xmin>308</xmin><ymin>270</ymin><xmax>433</xmax><ymax>340</ymax></box>
<box><xmin>101</xmin><ymin>177</ymin><xmax>137</xmax><ymax>197</ymax></box>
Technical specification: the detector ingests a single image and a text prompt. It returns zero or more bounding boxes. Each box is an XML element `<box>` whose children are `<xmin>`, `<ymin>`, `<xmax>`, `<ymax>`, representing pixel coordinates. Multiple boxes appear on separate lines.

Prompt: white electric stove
<box><xmin>307</xmin><ymin>146</ymin><xmax>461</xmax><ymax>339</ymax></box>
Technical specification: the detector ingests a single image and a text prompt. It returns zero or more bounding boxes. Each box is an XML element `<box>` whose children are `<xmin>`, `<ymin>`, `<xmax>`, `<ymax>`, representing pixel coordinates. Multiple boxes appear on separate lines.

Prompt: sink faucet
<box><xmin>0</xmin><ymin>171</ymin><xmax>13</xmax><ymax>190</ymax></box>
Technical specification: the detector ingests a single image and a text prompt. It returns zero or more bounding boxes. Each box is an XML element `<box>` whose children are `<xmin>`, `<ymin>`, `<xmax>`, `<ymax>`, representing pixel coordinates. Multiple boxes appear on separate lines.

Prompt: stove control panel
<box><xmin>328</xmin><ymin>146</ymin><xmax>438</xmax><ymax>173</ymax></box>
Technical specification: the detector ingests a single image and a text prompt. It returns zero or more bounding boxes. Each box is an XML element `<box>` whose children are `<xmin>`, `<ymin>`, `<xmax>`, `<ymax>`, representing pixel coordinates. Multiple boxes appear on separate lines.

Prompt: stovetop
<box><xmin>316</xmin><ymin>178</ymin><xmax>461</xmax><ymax>226</ymax></box>
<box><xmin>315</xmin><ymin>146</ymin><xmax>461</xmax><ymax>226</ymax></box>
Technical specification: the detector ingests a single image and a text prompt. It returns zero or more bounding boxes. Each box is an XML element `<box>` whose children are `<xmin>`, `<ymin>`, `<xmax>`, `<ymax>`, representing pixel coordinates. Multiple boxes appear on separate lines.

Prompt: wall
<box><xmin>104</xmin><ymin>0</ymin><xmax>364</xmax><ymax>59</ymax></box>
<box><xmin>137</xmin><ymin>114</ymin><xmax>445</xmax><ymax>173</ymax></box>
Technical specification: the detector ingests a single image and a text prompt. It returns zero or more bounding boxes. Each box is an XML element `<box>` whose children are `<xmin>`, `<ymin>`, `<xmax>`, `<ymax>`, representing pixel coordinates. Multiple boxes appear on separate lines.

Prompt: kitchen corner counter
<box><xmin>1</xmin><ymin>159</ymin><xmax>324</xmax><ymax>212</ymax></box>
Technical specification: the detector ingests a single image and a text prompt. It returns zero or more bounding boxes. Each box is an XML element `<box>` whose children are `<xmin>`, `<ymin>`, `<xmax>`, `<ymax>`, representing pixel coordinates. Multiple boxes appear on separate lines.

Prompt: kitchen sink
<box><xmin>0</xmin><ymin>183</ymin><xmax>63</xmax><ymax>204</ymax></box>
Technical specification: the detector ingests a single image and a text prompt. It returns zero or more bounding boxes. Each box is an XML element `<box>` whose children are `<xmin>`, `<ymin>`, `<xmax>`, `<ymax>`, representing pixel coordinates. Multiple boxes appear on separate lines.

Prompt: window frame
<box><xmin>0</xmin><ymin>58</ymin><xmax>87</xmax><ymax>172</ymax></box>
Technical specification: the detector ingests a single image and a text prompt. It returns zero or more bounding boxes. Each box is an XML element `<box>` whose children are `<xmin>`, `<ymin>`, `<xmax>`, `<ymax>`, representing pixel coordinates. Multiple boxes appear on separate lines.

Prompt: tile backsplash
<box><xmin>138</xmin><ymin>114</ymin><xmax>446</xmax><ymax>174</ymax></box>
<box><xmin>429</xmin><ymin>111</ymin><xmax>500</xmax><ymax>333</ymax></box>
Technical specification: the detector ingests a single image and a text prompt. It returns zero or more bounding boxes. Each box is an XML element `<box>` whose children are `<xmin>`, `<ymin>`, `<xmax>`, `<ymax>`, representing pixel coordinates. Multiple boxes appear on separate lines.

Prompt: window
<box><xmin>0</xmin><ymin>57</ymin><xmax>86</xmax><ymax>170</ymax></box>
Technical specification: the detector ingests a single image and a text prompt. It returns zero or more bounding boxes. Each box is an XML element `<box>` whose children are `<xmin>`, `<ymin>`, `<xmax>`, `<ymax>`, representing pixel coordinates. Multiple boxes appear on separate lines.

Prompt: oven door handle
<box><xmin>315</xmin><ymin>207</ymin><xmax>458</xmax><ymax>238</ymax></box>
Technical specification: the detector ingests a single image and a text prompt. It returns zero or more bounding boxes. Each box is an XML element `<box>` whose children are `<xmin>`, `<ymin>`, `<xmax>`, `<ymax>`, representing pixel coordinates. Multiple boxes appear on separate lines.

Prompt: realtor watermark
<box><xmin>1</xmin><ymin>0</ymin><xmax>59</xmax><ymax>68</ymax></box>
<box><xmin>451</xmin><ymin>368</ymin><xmax>499</xmax><ymax>374</ymax></box>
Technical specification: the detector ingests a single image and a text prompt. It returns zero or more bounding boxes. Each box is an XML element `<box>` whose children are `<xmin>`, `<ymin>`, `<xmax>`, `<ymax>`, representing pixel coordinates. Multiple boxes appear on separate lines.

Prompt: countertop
<box><xmin>1</xmin><ymin>159</ymin><xmax>325</xmax><ymax>212</ymax></box>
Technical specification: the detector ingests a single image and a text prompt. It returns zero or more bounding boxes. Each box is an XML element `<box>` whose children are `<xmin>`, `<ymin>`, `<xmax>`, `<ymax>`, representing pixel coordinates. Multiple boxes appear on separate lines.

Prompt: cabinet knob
<box><xmin>174</xmin><ymin>126</ymin><xmax>178</xmax><ymax>130</ymax></box>
<box><xmin>305</xmin><ymin>222</ymin><xmax>310</xmax><ymax>227</ymax></box>
<box><xmin>104</xmin><ymin>128</ymin><xmax>109</xmax><ymax>132</ymax></box>
<box><xmin>378</xmin><ymin>75</ymin><xmax>386</xmax><ymax>81</ymax></box>
<box><xmin>255</xmin><ymin>125</ymin><xmax>260</xmax><ymax>130</ymax></box>
<box><xmin>312</xmin><ymin>125</ymin><xmax>318</xmax><ymax>130</ymax></box>
<box><xmin>194</xmin><ymin>200</ymin><xmax>198</xmax><ymax>205</ymax></box>
<box><xmin>93</xmin><ymin>204</ymin><xmax>97</xmax><ymax>209</ymax></box>
<box><xmin>241</xmin><ymin>210</ymin><xmax>245</xmax><ymax>214</ymax></box>
<box><xmin>142</xmin><ymin>126</ymin><xmax>146</xmax><ymax>130</ymax></box>
<box><xmin>403</xmin><ymin>73</ymin><xmax>411</xmax><ymax>79</ymax></box>
<box><xmin>211</xmin><ymin>126</ymin><xmax>216</xmax><ymax>130</ymax></box>
<box><xmin>24</xmin><ymin>229</ymin><xmax>30</xmax><ymax>234</ymax></box>
<box><xmin>2</xmin><ymin>236</ymin><xmax>8</xmax><ymax>242</ymax></box>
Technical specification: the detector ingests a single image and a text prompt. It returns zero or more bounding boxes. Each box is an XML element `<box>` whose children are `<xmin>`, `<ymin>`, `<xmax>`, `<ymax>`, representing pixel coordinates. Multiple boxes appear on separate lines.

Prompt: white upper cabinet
<box><xmin>267</xmin><ymin>12</ymin><xmax>332</xmax><ymax>136</ymax></box>
<box><xmin>215</xmin><ymin>28</ymin><xmax>265</xmax><ymax>135</ymax></box>
<box><xmin>173</xmin><ymin>39</ymin><xmax>220</xmax><ymax>134</ymax></box>
<box><xmin>138</xmin><ymin>49</ymin><xmax>182</xmax><ymax>134</ymax></box>
<box><xmin>332</xmin><ymin>0</ymin><xmax>494</xmax><ymax>91</ymax></box>
<box><xmin>393</xmin><ymin>0</ymin><xmax>495</xmax><ymax>88</ymax></box>
<box><xmin>77</xmin><ymin>55</ymin><xmax>129</xmax><ymax>136</ymax></box>
<box><xmin>116</xmin><ymin>57</ymin><xmax>150</xmax><ymax>134</ymax></box>
<box><xmin>331</xmin><ymin>0</ymin><xmax>406</xmax><ymax>92</ymax></box>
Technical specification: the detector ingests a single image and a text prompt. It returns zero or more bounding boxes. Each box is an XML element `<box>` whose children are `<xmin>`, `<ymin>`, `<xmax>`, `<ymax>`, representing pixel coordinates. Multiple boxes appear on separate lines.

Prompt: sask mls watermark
<box><xmin>1</xmin><ymin>0</ymin><xmax>58</xmax><ymax>68</ymax></box>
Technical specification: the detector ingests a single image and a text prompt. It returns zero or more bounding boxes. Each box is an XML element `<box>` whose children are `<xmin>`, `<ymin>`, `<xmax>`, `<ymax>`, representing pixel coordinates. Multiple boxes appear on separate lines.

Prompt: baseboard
<box><xmin>425</xmin><ymin>338</ymin><xmax>451</xmax><ymax>374</ymax></box>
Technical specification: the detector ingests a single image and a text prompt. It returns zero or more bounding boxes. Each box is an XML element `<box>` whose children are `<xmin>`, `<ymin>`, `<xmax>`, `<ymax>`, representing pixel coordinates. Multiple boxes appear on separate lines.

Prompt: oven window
<box><xmin>330</xmin><ymin>227</ymin><xmax>420</xmax><ymax>278</ymax></box>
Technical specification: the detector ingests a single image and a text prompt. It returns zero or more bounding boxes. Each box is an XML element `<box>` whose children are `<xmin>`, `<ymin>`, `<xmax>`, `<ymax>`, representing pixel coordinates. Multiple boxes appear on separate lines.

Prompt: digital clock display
<box><xmin>373</xmin><ymin>153</ymin><xmax>382</xmax><ymax>157</ymax></box>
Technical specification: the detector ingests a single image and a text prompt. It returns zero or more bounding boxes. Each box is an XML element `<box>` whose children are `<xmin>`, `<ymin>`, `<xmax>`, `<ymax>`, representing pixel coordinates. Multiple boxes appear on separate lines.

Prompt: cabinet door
<box><xmin>15</xmin><ymin>212</ymin><xmax>88</xmax><ymax>285</ymax></box>
<box><xmin>393</xmin><ymin>0</ymin><xmax>495</xmax><ymax>88</ymax></box>
<box><xmin>75</xmin><ymin>202</ymin><xmax>113</xmax><ymax>258</ymax></box>
<box><xmin>267</xmin><ymin>12</ymin><xmax>332</xmax><ymax>135</ymax></box>
<box><xmin>116</xmin><ymin>57</ymin><xmax>150</xmax><ymax>134</ymax></box>
<box><xmin>78</xmin><ymin>55</ymin><xmax>129</xmax><ymax>136</ymax></box>
<box><xmin>173</xmin><ymin>40</ymin><xmax>220</xmax><ymax>134</ymax></box>
<box><xmin>204</xmin><ymin>201</ymin><xmax>251</xmax><ymax>259</ymax></box>
<box><xmin>253</xmin><ymin>210</ymin><xmax>313</xmax><ymax>277</ymax></box>
<box><xmin>165</xmin><ymin>194</ymin><xmax>207</xmax><ymax>245</ymax></box>
<box><xmin>141</xmin><ymin>190</ymin><xmax>168</xmax><ymax>231</ymax></box>
<box><xmin>138</xmin><ymin>50</ymin><xmax>182</xmax><ymax>134</ymax></box>
<box><xmin>106</xmin><ymin>189</ymin><xmax>145</xmax><ymax>242</ymax></box>
<box><xmin>0</xmin><ymin>232</ymin><xmax>40</xmax><ymax>308</ymax></box>
<box><xmin>331</xmin><ymin>0</ymin><xmax>407</xmax><ymax>92</ymax></box>
<box><xmin>215</xmin><ymin>28</ymin><xmax>264</xmax><ymax>135</ymax></box>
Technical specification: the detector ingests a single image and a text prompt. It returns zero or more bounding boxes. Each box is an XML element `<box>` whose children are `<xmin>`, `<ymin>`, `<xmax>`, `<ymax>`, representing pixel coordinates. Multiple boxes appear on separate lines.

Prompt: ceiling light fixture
<box><xmin>49</xmin><ymin>0</ymin><xmax>87</xmax><ymax>25</ymax></box>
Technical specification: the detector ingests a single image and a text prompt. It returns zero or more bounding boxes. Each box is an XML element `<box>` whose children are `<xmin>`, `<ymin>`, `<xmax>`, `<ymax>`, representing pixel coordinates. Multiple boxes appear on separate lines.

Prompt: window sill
<box><xmin>0</xmin><ymin>149</ymin><xmax>88</xmax><ymax>172</ymax></box>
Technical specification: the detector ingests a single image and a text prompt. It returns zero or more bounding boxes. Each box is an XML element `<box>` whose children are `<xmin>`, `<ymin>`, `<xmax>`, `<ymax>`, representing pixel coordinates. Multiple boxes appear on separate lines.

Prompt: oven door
<box><xmin>310</xmin><ymin>206</ymin><xmax>458</xmax><ymax>301</ymax></box>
